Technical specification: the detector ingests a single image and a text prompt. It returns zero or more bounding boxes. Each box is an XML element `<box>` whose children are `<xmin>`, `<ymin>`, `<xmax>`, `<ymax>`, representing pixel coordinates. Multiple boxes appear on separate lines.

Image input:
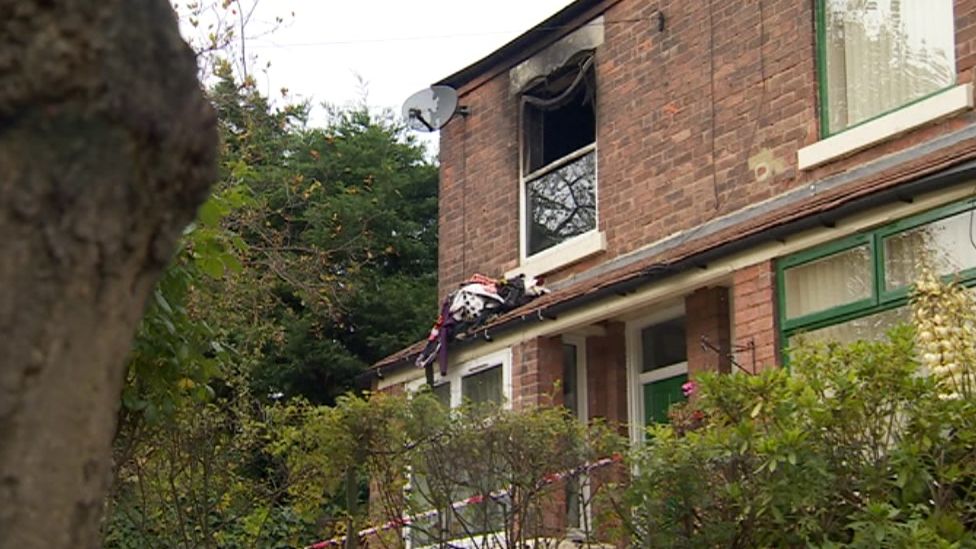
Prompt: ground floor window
<box><xmin>778</xmin><ymin>199</ymin><xmax>976</xmax><ymax>348</ymax></box>
<box><xmin>405</xmin><ymin>350</ymin><xmax>512</xmax><ymax>548</ymax></box>
<box><xmin>418</xmin><ymin>348</ymin><xmax>513</xmax><ymax>409</ymax></box>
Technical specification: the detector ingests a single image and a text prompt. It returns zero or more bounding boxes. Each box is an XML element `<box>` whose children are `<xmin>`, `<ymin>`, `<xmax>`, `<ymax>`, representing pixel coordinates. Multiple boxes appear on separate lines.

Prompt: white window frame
<box><xmin>509</xmin><ymin>16</ymin><xmax>606</xmax><ymax>278</ymax></box>
<box><xmin>406</xmin><ymin>348</ymin><xmax>514</xmax><ymax>409</ymax></box>
<box><xmin>516</xmin><ymin>88</ymin><xmax>604</xmax><ymax>278</ymax></box>
<box><xmin>625</xmin><ymin>302</ymin><xmax>687</xmax><ymax>445</ymax></box>
<box><xmin>799</xmin><ymin>83</ymin><xmax>973</xmax><ymax>170</ymax></box>
<box><xmin>560</xmin><ymin>334</ymin><xmax>591</xmax><ymax>532</ymax></box>
<box><xmin>561</xmin><ymin>334</ymin><xmax>589</xmax><ymax>422</ymax></box>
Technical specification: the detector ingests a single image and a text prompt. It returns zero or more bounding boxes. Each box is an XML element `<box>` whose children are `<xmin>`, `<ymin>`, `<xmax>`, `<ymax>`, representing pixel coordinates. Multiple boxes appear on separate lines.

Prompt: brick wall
<box><xmin>585</xmin><ymin>322</ymin><xmax>628</xmax><ymax>425</ymax></box>
<box><xmin>510</xmin><ymin>324</ymin><xmax>629</xmax><ymax>424</ymax></box>
<box><xmin>437</xmin><ymin>0</ymin><xmax>976</xmax><ymax>298</ymax></box>
<box><xmin>511</xmin><ymin>335</ymin><xmax>563</xmax><ymax>409</ymax></box>
<box><xmin>438</xmin><ymin>75</ymin><xmax>521</xmax><ymax>298</ymax></box>
<box><xmin>685</xmin><ymin>286</ymin><xmax>732</xmax><ymax>376</ymax></box>
<box><xmin>732</xmin><ymin>260</ymin><xmax>779</xmax><ymax>371</ymax></box>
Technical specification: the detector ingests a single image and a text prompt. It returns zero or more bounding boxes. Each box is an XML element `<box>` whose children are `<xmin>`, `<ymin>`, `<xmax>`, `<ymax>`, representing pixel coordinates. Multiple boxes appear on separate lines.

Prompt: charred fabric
<box><xmin>415</xmin><ymin>274</ymin><xmax>549</xmax><ymax>385</ymax></box>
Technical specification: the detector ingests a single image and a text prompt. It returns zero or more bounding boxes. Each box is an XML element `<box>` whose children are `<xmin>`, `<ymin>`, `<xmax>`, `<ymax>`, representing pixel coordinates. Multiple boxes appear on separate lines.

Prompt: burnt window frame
<box><xmin>518</xmin><ymin>52</ymin><xmax>599</xmax><ymax>261</ymax></box>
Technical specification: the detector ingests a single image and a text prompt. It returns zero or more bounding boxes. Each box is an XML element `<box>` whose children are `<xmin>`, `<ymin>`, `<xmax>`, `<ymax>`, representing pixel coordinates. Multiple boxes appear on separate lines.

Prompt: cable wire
<box><xmin>247</xmin><ymin>18</ymin><xmax>652</xmax><ymax>49</ymax></box>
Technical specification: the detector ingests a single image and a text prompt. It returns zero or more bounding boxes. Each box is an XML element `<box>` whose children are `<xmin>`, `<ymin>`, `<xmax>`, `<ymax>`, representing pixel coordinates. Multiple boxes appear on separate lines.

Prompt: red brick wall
<box><xmin>732</xmin><ymin>260</ymin><xmax>779</xmax><ymax>371</ymax></box>
<box><xmin>585</xmin><ymin>322</ymin><xmax>628</xmax><ymax>426</ymax></box>
<box><xmin>437</xmin><ymin>0</ymin><xmax>976</xmax><ymax>298</ymax></box>
<box><xmin>512</xmin><ymin>335</ymin><xmax>563</xmax><ymax>409</ymax></box>
<box><xmin>438</xmin><ymin>75</ymin><xmax>521</xmax><ymax>298</ymax></box>
<box><xmin>685</xmin><ymin>286</ymin><xmax>732</xmax><ymax>376</ymax></box>
<box><xmin>509</xmin><ymin>324</ymin><xmax>629</xmax><ymax>424</ymax></box>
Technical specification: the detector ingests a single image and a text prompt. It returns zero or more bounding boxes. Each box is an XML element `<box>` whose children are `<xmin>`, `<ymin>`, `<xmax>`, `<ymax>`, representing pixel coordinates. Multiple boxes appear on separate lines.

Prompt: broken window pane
<box><xmin>522</xmin><ymin>54</ymin><xmax>597</xmax><ymax>257</ymax></box>
<box><xmin>522</xmin><ymin>61</ymin><xmax>596</xmax><ymax>173</ymax></box>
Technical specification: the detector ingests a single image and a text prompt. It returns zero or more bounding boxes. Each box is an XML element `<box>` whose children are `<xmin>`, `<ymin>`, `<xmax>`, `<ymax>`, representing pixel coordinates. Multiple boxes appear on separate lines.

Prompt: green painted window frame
<box><xmin>813</xmin><ymin>0</ymin><xmax>958</xmax><ymax>139</ymax></box>
<box><xmin>778</xmin><ymin>199</ymin><xmax>976</xmax><ymax>347</ymax></box>
<box><xmin>777</xmin><ymin>232</ymin><xmax>876</xmax><ymax>331</ymax></box>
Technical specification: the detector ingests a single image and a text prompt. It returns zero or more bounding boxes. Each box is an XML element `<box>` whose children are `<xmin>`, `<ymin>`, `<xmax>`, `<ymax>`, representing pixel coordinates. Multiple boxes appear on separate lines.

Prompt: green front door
<box><xmin>643</xmin><ymin>373</ymin><xmax>688</xmax><ymax>425</ymax></box>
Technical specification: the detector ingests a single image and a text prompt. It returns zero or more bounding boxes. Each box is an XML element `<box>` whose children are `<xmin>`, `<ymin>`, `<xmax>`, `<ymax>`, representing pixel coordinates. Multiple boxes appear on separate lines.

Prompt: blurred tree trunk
<box><xmin>0</xmin><ymin>1</ymin><xmax>216</xmax><ymax>547</ymax></box>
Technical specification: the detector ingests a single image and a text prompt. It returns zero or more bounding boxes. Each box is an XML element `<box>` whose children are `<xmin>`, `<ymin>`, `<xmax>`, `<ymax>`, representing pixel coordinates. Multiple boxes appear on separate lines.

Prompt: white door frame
<box><xmin>560</xmin><ymin>334</ymin><xmax>591</xmax><ymax>531</ymax></box>
<box><xmin>625</xmin><ymin>302</ymin><xmax>686</xmax><ymax>445</ymax></box>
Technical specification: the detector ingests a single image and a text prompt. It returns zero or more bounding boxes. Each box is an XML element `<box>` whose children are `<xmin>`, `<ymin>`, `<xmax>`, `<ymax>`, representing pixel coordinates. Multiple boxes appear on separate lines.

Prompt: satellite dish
<box><xmin>402</xmin><ymin>85</ymin><xmax>458</xmax><ymax>132</ymax></box>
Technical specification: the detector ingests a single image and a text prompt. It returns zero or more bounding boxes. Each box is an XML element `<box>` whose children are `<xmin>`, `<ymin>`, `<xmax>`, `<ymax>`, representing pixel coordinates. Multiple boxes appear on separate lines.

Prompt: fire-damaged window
<box><xmin>521</xmin><ymin>53</ymin><xmax>597</xmax><ymax>257</ymax></box>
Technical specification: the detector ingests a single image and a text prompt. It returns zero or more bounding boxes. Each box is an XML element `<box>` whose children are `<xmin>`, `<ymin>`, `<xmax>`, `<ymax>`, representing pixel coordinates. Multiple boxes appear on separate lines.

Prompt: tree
<box><xmin>102</xmin><ymin>70</ymin><xmax>438</xmax><ymax>545</ymax></box>
<box><xmin>105</xmin><ymin>371</ymin><xmax>319</xmax><ymax>549</ymax></box>
<box><xmin>0</xmin><ymin>1</ymin><xmax>216</xmax><ymax>546</ymax></box>
<box><xmin>203</xmin><ymin>73</ymin><xmax>438</xmax><ymax>404</ymax></box>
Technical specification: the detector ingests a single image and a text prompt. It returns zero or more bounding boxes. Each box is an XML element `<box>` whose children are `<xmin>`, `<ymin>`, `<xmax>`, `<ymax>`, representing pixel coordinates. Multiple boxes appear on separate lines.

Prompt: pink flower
<box><xmin>681</xmin><ymin>380</ymin><xmax>697</xmax><ymax>398</ymax></box>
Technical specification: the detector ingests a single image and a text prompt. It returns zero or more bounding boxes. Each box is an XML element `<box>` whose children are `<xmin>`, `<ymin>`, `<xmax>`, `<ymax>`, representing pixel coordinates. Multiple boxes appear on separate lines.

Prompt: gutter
<box><xmin>365</xmin><ymin>158</ymin><xmax>976</xmax><ymax>384</ymax></box>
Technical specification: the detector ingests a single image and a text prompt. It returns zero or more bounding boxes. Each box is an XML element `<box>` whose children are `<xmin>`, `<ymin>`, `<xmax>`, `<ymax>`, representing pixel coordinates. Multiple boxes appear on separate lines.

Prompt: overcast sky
<box><xmin>229</xmin><ymin>1</ymin><xmax>574</xmax><ymax>121</ymax></box>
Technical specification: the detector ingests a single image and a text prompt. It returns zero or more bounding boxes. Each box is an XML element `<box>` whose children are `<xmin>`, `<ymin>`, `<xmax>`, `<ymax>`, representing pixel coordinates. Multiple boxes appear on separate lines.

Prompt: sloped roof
<box><xmin>435</xmin><ymin>0</ymin><xmax>609</xmax><ymax>90</ymax></box>
<box><xmin>370</xmin><ymin>148</ymin><xmax>976</xmax><ymax>377</ymax></box>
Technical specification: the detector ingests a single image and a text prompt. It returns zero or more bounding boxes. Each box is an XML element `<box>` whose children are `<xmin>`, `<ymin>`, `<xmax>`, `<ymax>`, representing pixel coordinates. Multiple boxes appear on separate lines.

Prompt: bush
<box><xmin>279</xmin><ymin>390</ymin><xmax>625</xmax><ymax>548</ymax></box>
<box><xmin>614</xmin><ymin>272</ymin><xmax>976</xmax><ymax>548</ymax></box>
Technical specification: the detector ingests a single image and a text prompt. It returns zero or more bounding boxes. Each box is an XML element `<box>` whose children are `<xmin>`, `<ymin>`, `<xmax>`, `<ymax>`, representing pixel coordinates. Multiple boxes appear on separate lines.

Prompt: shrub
<box><xmin>613</xmin><ymin>273</ymin><xmax>976</xmax><ymax>548</ymax></box>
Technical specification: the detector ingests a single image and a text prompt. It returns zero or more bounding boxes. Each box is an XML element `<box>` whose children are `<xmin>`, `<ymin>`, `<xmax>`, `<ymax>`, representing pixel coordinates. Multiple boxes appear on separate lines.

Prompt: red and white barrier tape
<box><xmin>303</xmin><ymin>453</ymin><xmax>622</xmax><ymax>549</ymax></box>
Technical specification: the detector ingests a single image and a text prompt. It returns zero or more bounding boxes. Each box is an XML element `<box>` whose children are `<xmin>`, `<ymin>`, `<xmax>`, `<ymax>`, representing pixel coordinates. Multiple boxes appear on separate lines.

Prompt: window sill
<box><xmin>508</xmin><ymin>230</ymin><xmax>606</xmax><ymax>279</ymax></box>
<box><xmin>798</xmin><ymin>83</ymin><xmax>974</xmax><ymax>171</ymax></box>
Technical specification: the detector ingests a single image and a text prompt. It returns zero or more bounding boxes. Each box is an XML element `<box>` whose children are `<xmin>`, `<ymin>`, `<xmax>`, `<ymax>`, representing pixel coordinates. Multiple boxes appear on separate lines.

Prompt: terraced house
<box><xmin>371</xmin><ymin>0</ymin><xmax>976</xmax><ymax>536</ymax></box>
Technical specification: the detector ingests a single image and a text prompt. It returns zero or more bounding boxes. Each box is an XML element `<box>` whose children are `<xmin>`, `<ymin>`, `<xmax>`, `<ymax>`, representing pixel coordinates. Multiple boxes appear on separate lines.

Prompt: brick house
<box><xmin>371</xmin><ymin>0</ymin><xmax>976</xmax><ymax>539</ymax></box>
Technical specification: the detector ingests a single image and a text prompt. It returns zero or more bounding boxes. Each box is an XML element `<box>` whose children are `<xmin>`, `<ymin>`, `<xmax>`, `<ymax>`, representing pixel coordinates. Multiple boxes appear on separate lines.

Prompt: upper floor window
<box><xmin>818</xmin><ymin>0</ymin><xmax>956</xmax><ymax>135</ymax></box>
<box><xmin>521</xmin><ymin>54</ymin><xmax>597</xmax><ymax>257</ymax></box>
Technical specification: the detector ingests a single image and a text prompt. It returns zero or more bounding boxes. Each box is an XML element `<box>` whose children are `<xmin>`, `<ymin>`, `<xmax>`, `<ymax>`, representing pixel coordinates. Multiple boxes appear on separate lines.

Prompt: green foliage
<box><xmin>405</xmin><ymin>399</ymin><xmax>623</xmax><ymax>547</ymax></box>
<box><xmin>616</xmin><ymin>321</ymin><xmax>976</xmax><ymax>548</ymax></box>
<box><xmin>122</xmin><ymin>186</ymin><xmax>250</xmax><ymax>423</ymax></box>
<box><xmin>208</xmin><ymin>66</ymin><xmax>438</xmax><ymax>405</ymax></box>
<box><xmin>277</xmin><ymin>391</ymin><xmax>625</xmax><ymax>548</ymax></box>
<box><xmin>107</xmin><ymin>63</ymin><xmax>438</xmax><ymax>546</ymax></box>
<box><xmin>122</xmin><ymin>63</ymin><xmax>438</xmax><ymax>418</ymax></box>
<box><xmin>105</xmin><ymin>372</ymin><xmax>321</xmax><ymax>549</ymax></box>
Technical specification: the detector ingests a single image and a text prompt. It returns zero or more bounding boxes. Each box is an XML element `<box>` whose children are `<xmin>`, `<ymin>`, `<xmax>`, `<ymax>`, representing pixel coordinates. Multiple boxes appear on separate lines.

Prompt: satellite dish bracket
<box><xmin>402</xmin><ymin>85</ymin><xmax>460</xmax><ymax>132</ymax></box>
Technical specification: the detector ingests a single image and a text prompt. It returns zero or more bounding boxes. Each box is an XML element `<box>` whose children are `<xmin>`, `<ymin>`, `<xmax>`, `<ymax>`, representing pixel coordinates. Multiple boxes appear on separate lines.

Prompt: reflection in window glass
<box><xmin>526</xmin><ymin>150</ymin><xmax>596</xmax><ymax>255</ymax></box>
<box><xmin>783</xmin><ymin>245</ymin><xmax>872</xmax><ymax>319</ymax></box>
<box><xmin>461</xmin><ymin>366</ymin><xmax>503</xmax><ymax>405</ymax></box>
<box><xmin>821</xmin><ymin>0</ymin><xmax>955</xmax><ymax>134</ymax></box>
<box><xmin>641</xmin><ymin>317</ymin><xmax>688</xmax><ymax>372</ymax></box>
<box><xmin>432</xmin><ymin>382</ymin><xmax>451</xmax><ymax>407</ymax></box>
<box><xmin>884</xmin><ymin>209</ymin><xmax>976</xmax><ymax>290</ymax></box>
<box><xmin>641</xmin><ymin>317</ymin><xmax>687</xmax><ymax>373</ymax></box>
<box><xmin>789</xmin><ymin>306</ymin><xmax>909</xmax><ymax>347</ymax></box>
